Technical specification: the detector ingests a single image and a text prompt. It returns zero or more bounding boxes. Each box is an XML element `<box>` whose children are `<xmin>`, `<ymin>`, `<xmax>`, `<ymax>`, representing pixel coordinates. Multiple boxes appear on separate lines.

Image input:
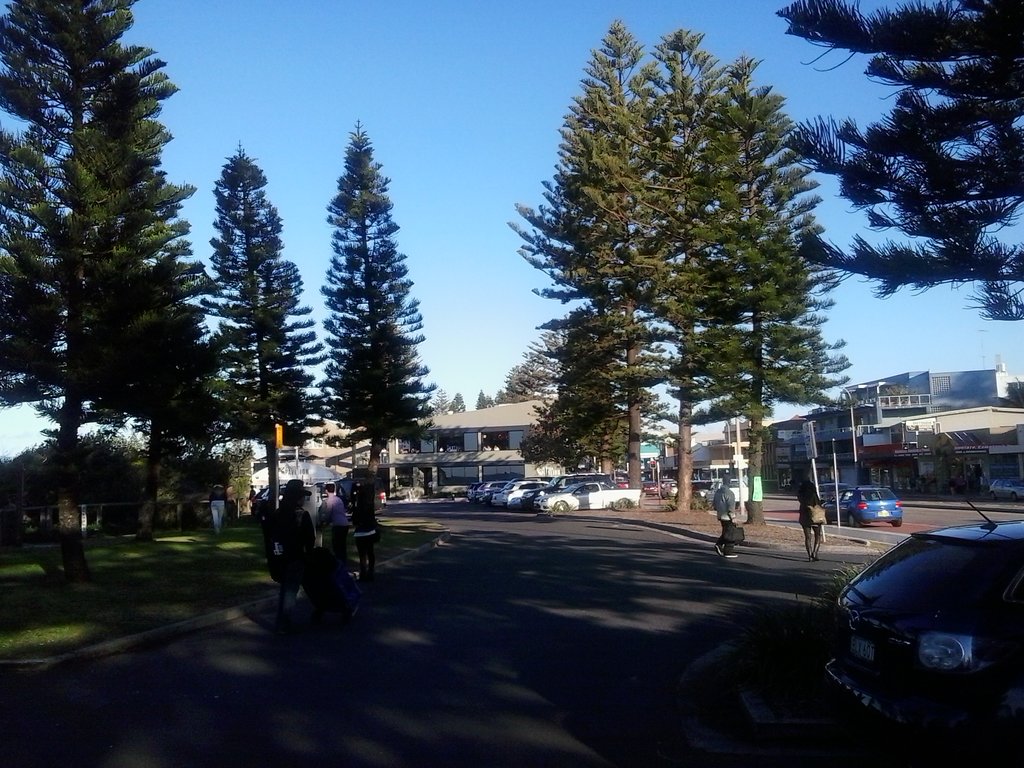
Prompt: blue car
<box><xmin>825</xmin><ymin>485</ymin><xmax>903</xmax><ymax>528</ymax></box>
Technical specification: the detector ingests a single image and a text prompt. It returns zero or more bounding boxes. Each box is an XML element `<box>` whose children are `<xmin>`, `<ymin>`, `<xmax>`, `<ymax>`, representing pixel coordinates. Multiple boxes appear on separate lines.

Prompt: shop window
<box><xmin>438</xmin><ymin>466</ymin><xmax>477</xmax><ymax>486</ymax></box>
<box><xmin>481</xmin><ymin>464</ymin><xmax>524</xmax><ymax>481</ymax></box>
<box><xmin>437</xmin><ymin>433</ymin><xmax>465</xmax><ymax>452</ymax></box>
<box><xmin>481</xmin><ymin>431</ymin><xmax>510</xmax><ymax>451</ymax></box>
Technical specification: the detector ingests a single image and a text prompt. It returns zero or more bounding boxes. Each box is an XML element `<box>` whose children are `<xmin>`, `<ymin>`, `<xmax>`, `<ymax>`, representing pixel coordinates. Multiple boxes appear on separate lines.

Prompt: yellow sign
<box><xmin>275</xmin><ymin>423</ymin><xmax>283</xmax><ymax>448</ymax></box>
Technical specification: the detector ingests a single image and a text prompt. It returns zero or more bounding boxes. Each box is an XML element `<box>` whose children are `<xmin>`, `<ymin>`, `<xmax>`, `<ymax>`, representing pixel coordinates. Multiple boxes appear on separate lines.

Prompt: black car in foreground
<box><xmin>828</xmin><ymin>518</ymin><xmax>1024</xmax><ymax>748</ymax></box>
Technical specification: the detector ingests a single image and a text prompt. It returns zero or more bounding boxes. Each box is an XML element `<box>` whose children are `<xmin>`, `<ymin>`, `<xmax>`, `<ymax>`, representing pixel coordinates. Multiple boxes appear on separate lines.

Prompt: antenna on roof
<box><xmin>966</xmin><ymin>499</ymin><xmax>997</xmax><ymax>530</ymax></box>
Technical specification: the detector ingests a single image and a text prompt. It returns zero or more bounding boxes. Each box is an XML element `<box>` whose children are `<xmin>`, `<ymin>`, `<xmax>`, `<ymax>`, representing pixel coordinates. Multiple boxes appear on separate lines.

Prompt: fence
<box><xmin>1</xmin><ymin>499</ymin><xmax>241</xmax><ymax>545</ymax></box>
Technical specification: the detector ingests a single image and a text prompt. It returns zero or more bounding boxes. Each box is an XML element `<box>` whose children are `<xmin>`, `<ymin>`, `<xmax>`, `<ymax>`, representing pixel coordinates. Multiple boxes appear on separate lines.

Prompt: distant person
<box><xmin>247</xmin><ymin>484</ymin><xmax>257</xmax><ymax>515</ymax></box>
<box><xmin>713</xmin><ymin>482</ymin><xmax>738</xmax><ymax>558</ymax></box>
<box><xmin>322</xmin><ymin>482</ymin><xmax>350</xmax><ymax>565</ymax></box>
<box><xmin>797</xmin><ymin>479</ymin><xmax>823</xmax><ymax>562</ymax></box>
<box><xmin>208</xmin><ymin>484</ymin><xmax>227</xmax><ymax>534</ymax></box>
<box><xmin>351</xmin><ymin>481</ymin><xmax>379</xmax><ymax>582</ymax></box>
<box><xmin>266</xmin><ymin>479</ymin><xmax>315</xmax><ymax>634</ymax></box>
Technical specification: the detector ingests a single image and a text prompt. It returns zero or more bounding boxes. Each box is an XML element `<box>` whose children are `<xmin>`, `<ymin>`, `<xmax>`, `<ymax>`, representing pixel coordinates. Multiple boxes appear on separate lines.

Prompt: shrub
<box><xmin>721</xmin><ymin>562</ymin><xmax>867</xmax><ymax>706</ymax></box>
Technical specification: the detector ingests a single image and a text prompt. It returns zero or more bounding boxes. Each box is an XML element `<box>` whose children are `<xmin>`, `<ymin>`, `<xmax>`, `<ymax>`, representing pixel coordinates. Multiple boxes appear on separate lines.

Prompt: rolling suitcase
<box><xmin>302</xmin><ymin>547</ymin><xmax>361</xmax><ymax>619</ymax></box>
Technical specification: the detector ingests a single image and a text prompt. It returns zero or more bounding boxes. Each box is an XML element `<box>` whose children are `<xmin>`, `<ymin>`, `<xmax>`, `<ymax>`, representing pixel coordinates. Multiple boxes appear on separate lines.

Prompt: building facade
<box><xmin>778</xmin><ymin>362</ymin><xmax>1024</xmax><ymax>492</ymax></box>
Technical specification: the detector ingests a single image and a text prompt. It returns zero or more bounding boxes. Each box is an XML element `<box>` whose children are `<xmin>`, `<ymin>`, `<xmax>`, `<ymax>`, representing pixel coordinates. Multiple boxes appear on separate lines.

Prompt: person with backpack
<box><xmin>266</xmin><ymin>479</ymin><xmax>315</xmax><ymax>634</ymax></box>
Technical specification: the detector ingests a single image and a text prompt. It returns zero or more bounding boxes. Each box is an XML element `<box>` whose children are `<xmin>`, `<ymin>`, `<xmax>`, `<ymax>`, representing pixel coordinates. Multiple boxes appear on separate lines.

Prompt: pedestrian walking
<box><xmin>208</xmin><ymin>484</ymin><xmax>227</xmax><ymax>534</ymax></box>
<box><xmin>797</xmin><ymin>479</ymin><xmax>824</xmax><ymax>562</ymax></box>
<box><xmin>713</xmin><ymin>482</ymin><xmax>739</xmax><ymax>558</ymax></box>
<box><xmin>351</xmin><ymin>481</ymin><xmax>379</xmax><ymax>582</ymax></box>
<box><xmin>321</xmin><ymin>481</ymin><xmax>350</xmax><ymax>565</ymax></box>
<box><xmin>266</xmin><ymin>479</ymin><xmax>315</xmax><ymax>634</ymax></box>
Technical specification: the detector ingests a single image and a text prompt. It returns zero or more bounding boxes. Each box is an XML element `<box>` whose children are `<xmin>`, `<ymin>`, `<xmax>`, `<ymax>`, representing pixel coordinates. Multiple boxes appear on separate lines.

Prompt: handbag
<box><xmin>809</xmin><ymin>504</ymin><xmax>828</xmax><ymax>525</ymax></box>
<box><xmin>725</xmin><ymin>525</ymin><xmax>745</xmax><ymax>543</ymax></box>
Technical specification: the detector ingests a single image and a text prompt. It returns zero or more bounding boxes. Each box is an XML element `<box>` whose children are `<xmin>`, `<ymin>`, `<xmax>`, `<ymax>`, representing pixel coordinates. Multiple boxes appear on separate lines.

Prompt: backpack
<box><xmin>265</xmin><ymin>506</ymin><xmax>300</xmax><ymax>584</ymax></box>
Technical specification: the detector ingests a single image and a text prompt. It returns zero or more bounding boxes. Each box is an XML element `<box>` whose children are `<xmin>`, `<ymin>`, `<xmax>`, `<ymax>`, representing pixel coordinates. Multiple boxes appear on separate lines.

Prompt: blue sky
<box><xmin>1</xmin><ymin>0</ymin><xmax>1020</xmax><ymax>455</ymax></box>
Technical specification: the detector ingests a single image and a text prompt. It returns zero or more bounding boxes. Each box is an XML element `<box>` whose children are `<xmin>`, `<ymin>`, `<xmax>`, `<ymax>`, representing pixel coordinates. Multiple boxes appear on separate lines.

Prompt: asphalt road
<box><xmin>1</xmin><ymin>502</ymin><xmax>880</xmax><ymax>768</ymax></box>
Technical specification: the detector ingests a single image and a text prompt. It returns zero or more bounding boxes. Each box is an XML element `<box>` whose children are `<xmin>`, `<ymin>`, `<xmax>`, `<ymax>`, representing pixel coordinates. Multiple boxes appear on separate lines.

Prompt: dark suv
<box><xmin>828</xmin><ymin>519</ymin><xmax>1024</xmax><ymax>743</ymax></box>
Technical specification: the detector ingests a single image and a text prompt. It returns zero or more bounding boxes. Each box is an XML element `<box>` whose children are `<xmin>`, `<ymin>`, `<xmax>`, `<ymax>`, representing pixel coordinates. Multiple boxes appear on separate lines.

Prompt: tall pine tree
<box><xmin>0</xmin><ymin>0</ymin><xmax>196</xmax><ymax>579</ymax></box>
<box><xmin>642</xmin><ymin>29</ymin><xmax>737</xmax><ymax>513</ymax></box>
<box><xmin>204</xmin><ymin>147</ymin><xmax>324</xmax><ymax>503</ymax></box>
<box><xmin>779</xmin><ymin>0</ymin><xmax>1024</xmax><ymax>321</ymax></box>
<box><xmin>706</xmin><ymin>57</ymin><xmax>849</xmax><ymax>524</ymax></box>
<box><xmin>322</xmin><ymin>125</ymin><xmax>434</xmax><ymax>477</ymax></box>
<box><xmin>515</xmin><ymin>21</ymin><xmax>666</xmax><ymax>489</ymax></box>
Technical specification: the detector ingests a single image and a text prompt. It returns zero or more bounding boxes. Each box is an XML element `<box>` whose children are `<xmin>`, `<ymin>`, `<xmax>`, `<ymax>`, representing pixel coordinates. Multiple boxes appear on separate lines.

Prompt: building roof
<box><xmin>427</xmin><ymin>400</ymin><xmax>544</xmax><ymax>430</ymax></box>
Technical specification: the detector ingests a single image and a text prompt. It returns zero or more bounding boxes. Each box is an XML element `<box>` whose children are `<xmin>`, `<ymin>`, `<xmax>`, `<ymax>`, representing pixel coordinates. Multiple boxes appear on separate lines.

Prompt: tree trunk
<box><xmin>135</xmin><ymin>422</ymin><xmax>162</xmax><ymax>542</ymax></box>
<box><xmin>676</xmin><ymin>415</ymin><xmax>693</xmax><ymax>515</ymax></box>
<box><xmin>56</xmin><ymin>400</ymin><xmax>90</xmax><ymax>582</ymax></box>
<box><xmin>745</xmin><ymin>419</ymin><xmax>766</xmax><ymax>525</ymax></box>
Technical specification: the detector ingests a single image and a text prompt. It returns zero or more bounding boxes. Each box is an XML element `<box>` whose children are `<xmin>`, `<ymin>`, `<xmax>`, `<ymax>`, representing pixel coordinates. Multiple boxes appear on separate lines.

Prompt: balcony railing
<box><xmin>878</xmin><ymin>393</ymin><xmax>931</xmax><ymax>409</ymax></box>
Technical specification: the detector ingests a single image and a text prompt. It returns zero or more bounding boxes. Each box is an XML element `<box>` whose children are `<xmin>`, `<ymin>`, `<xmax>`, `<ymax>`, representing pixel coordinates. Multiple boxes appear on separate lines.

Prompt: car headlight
<box><xmin>918</xmin><ymin>632</ymin><xmax>971</xmax><ymax>671</ymax></box>
<box><xmin>918</xmin><ymin>632</ymin><xmax>1016</xmax><ymax>673</ymax></box>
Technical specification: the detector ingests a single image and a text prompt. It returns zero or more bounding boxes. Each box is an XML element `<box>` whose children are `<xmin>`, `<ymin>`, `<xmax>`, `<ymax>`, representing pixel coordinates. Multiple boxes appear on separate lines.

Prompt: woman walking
<box><xmin>350</xmin><ymin>481</ymin><xmax>379</xmax><ymax>582</ymax></box>
<box><xmin>797</xmin><ymin>479</ymin><xmax>823</xmax><ymax>562</ymax></box>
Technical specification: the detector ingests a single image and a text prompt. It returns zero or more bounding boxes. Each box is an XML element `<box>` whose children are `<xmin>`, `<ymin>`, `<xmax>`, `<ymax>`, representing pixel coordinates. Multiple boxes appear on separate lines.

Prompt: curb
<box><xmin>1</xmin><ymin>531</ymin><xmax>451</xmax><ymax>671</ymax></box>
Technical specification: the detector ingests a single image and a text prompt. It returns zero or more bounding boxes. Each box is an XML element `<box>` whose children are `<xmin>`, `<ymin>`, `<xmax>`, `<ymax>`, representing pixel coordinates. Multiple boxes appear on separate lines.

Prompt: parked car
<box><xmin>537</xmin><ymin>481</ymin><xmax>643</xmax><ymax>513</ymax></box>
<box><xmin>824</xmin><ymin>485</ymin><xmax>903</xmax><ymax>527</ymax></box>
<box><xmin>642</xmin><ymin>480</ymin><xmax>660</xmax><ymax>497</ymax></box>
<box><xmin>252</xmin><ymin>483</ymin><xmax>318</xmax><ymax>519</ymax></box>
<box><xmin>473</xmin><ymin>480</ymin><xmax>510</xmax><ymax>505</ymax></box>
<box><xmin>517</xmin><ymin>486</ymin><xmax>548</xmax><ymax>512</ymax></box>
<box><xmin>494</xmin><ymin>480</ymin><xmax>548</xmax><ymax>508</ymax></box>
<box><xmin>820</xmin><ymin>482</ymin><xmax>850</xmax><ymax>504</ymax></box>
<box><xmin>691</xmin><ymin>480</ymin><xmax>713</xmax><ymax>500</ymax></box>
<box><xmin>827</xmin><ymin>519</ymin><xmax>1024</xmax><ymax>742</ymax></box>
<box><xmin>659</xmin><ymin>479</ymin><xmax>678</xmax><ymax>499</ymax></box>
<box><xmin>337</xmin><ymin>478</ymin><xmax>387</xmax><ymax>510</ymax></box>
<box><xmin>525</xmin><ymin>473</ymin><xmax>613</xmax><ymax>510</ymax></box>
<box><xmin>989</xmin><ymin>478</ymin><xmax>1024</xmax><ymax>501</ymax></box>
<box><xmin>466</xmin><ymin>482</ymin><xmax>485</xmax><ymax>502</ymax></box>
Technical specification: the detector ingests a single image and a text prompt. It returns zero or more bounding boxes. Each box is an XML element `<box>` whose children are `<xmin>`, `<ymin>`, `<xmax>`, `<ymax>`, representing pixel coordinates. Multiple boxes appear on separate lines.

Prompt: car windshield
<box><xmin>844</xmin><ymin>536</ymin><xmax>1024</xmax><ymax>611</ymax></box>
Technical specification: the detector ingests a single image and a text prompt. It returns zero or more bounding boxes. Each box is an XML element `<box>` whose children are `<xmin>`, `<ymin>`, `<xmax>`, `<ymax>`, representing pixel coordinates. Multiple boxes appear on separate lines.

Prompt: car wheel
<box><xmin>846</xmin><ymin>511</ymin><xmax>859</xmax><ymax>528</ymax></box>
<box><xmin>991</xmin><ymin>492</ymin><xmax>998</xmax><ymax>500</ymax></box>
<box><xmin>891</xmin><ymin>520</ymin><xmax>903</xmax><ymax>528</ymax></box>
<box><xmin>1012</xmin><ymin>493</ymin><xmax>1019</xmax><ymax>502</ymax></box>
<box><xmin>551</xmin><ymin>500</ymin><xmax>570</xmax><ymax>513</ymax></box>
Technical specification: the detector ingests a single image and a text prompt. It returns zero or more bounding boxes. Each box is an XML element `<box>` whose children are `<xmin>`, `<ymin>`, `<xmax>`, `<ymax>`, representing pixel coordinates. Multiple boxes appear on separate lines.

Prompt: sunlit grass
<box><xmin>0</xmin><ymin>515</ymin><xmax>443</xmax><ymax>661</ymax></box>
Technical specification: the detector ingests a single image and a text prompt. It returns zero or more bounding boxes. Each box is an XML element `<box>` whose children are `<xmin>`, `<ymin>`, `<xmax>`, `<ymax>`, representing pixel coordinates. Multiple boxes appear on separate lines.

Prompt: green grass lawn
<box><xmin>0</xmin><ymin>515</ymin><xmax>445</xmax><ymax>661</ymax></box>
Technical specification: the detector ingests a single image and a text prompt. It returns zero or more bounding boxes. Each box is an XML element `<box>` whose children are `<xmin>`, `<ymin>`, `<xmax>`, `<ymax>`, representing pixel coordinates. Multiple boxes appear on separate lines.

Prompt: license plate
<box><xmin>877</xmin><ymin>509</ymin><xmax>890</xmax><ymax>517</ymax></box>
<box><xmin>850</xmin><ymin>635</ymin><xmax>875</xmax><ymax>662</ymax></box>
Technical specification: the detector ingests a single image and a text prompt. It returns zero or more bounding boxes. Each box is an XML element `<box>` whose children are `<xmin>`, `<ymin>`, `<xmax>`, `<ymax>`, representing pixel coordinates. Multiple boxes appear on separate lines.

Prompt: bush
<box><xmin>721</xmin><ymin>562</ymin><xmax>866</xmax><ymax>706</ymax></box>
<box><xmin>609</xmin><ymin>497</ymin><xmax>638</xmax><ymax>510</ymax></box>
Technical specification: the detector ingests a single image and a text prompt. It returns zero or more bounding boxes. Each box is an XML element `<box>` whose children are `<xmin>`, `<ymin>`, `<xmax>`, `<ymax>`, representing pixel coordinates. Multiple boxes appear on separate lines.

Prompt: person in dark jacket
<box><xmin>269</xmin><ymin>479</ymin><xmax>315</xmax><ymax>633</ymax></box>
<box><xmin>797</xmin><ymin>479</ymin><xmax>823</xmax><ymax>562</ymax></box>
<box><xmin>350</xmin><ymin>481</ymin><xmax>379</xmax><ymax>582</ymax></box>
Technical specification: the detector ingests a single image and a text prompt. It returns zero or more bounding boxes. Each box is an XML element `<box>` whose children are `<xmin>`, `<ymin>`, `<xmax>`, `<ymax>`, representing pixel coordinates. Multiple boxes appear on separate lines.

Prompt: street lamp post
<box><xmin>843</xmin><ymin>388</ymin><xmax>858</xmax><ymax>484</ymax></box>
